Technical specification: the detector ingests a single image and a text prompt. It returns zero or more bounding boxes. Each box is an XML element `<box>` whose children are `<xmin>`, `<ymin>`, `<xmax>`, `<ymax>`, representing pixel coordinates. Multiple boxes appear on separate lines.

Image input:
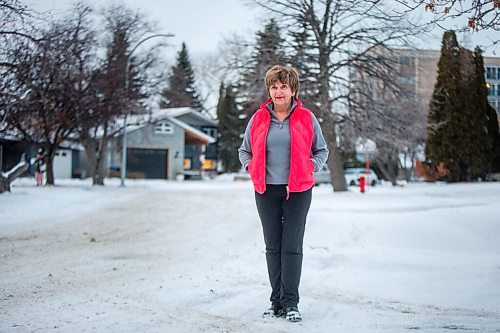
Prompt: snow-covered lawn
<box><xmin>1</xmin><ymin>178</ymin><xmax>499</xmax><ymax>332</ymax></box>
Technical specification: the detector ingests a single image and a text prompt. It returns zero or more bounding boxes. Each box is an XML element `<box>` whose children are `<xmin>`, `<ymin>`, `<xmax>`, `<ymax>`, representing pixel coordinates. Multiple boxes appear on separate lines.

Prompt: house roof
<box><xmin>0</xmin><ymin>132</ymin><xmax>20</xmax><ymax>141</ymax></box>
<box><xmin>151</xmin><ymin>107</ymin><xmax>218</xmax><ymax>126</ymax></box>
<box><xmin>166</xmin><ymin>116</ymin><xmax>215</xmax><ymax>144</ymax></box>
<box><xmin>124</xmin><ymin>107</ymin><xmax>216</xmax><ymax>144</ymax></box>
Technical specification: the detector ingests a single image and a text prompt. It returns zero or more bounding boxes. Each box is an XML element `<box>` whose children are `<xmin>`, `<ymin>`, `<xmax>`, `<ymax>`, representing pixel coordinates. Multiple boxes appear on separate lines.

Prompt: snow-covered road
<box><xmin>1</xmin><ymin>178</ymin><xmax>500</xmax><ymax>332</ymax></box>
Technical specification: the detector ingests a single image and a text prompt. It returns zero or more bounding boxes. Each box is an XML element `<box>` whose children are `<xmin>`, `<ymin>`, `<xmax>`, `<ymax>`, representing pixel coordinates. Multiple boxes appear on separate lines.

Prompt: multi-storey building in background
<box><xmin>394</xmin><ymin>48</ymin><xmax>500</xmax><ymax>119</ymax></box>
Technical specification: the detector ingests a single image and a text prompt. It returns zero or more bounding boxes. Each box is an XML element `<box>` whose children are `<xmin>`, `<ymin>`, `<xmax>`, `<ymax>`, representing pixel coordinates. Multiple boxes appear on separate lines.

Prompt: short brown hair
<box><xmin>264</xmin><ymin>65</ymin><xmax>300</xmax><ymax>97</ymax></box>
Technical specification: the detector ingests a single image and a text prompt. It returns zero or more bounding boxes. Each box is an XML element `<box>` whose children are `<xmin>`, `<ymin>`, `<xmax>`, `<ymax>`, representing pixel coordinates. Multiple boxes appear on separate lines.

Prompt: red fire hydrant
<box><xmin>358</xmin><ymin>175</ymin><xmax>366</xmax><ymax>193</ymax></box>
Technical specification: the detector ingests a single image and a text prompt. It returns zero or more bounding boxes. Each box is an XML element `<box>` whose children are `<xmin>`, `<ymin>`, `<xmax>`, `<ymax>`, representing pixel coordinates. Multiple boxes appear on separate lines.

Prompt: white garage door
<box><xmin>53</xmin><ymin>149</ymin><xmax>72</xmax><ymax>179</ymax></box>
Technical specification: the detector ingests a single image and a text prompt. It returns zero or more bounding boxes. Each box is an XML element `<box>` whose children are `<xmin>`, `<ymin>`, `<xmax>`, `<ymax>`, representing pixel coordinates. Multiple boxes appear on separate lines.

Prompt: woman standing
<box><xmin>238</xmin><ymin>65</ymin><xmax>329</xmax><ymax>322</ymax></box>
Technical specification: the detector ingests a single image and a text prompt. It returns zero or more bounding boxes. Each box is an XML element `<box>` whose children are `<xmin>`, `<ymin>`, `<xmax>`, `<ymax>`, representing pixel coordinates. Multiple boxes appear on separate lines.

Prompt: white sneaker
<box><xmin>284</xmin><ymin>307</ymin><xmax>302</xmax><ymax>322</ymax></box>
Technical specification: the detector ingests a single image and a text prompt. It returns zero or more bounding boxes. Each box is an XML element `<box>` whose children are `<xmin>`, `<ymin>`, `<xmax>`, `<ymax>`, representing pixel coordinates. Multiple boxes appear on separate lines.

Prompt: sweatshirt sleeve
<box><xmin>310</xmin><ymin>113</ymin><xmax>329</xmax><ymax>172</ymax></box>
<box><xmin>238</xmin><ymin>115</ymin><xmax>255</xmax><ymax>172</ymax></box>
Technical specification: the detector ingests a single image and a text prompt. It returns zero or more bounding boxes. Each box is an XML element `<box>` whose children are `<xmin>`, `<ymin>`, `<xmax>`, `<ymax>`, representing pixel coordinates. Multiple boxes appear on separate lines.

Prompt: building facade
<box><xmin>395</xmin><ymin>48</ymin><xmax>500</xmax><ymax>118</ymax></box>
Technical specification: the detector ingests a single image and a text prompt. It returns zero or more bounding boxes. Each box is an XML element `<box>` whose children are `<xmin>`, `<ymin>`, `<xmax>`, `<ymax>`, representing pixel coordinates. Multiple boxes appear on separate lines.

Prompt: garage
<box><xmin>126</xmin><ymin>148</ymin><xmax>169</xmax><ymax>179</ymax></box>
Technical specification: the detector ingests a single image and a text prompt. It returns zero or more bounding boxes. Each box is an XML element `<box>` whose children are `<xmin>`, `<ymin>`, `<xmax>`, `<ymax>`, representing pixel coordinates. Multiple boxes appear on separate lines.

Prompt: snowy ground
<box><xmin>1</xmin><ymin>177</ymin><xmax>500</xmax><ymax>333</ymax></box>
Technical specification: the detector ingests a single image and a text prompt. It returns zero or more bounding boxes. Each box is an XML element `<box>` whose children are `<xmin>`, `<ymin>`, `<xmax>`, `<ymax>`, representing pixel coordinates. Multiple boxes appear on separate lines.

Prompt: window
<box><xmin>202</xmin><ymin>159</ymin><xmax>216</xmax><ymax>170</ymax></box>
<box><xmin>202</xmin><ymin>127</ymin><xmax>217</xmax><ymax>139</ymax></box>
<box><xmin>399</xmin><ymin>56</ymin><xmax>411</xmax><ymax>65</ymax></box>
<box><xmin>486</xmin><ymin>67</ymin><xmax>497</xmax><ymax>80</ymax></box>
<box><xmin>154</xmin><ymin>121</ymin><xmax>173</xmax><ymax>135</ymax></box>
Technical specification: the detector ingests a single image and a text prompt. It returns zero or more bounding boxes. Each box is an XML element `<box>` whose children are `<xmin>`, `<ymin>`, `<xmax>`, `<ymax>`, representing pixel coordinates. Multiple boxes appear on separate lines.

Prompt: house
<box><xmin>0</xmin><ymin>135</ymin><xmax>91</xmax><ymax>180</ymax></box>
<box><xmin>108</xmin><ymin>107</ymin><xmax>218</xmax><ymax>180</ymax></box>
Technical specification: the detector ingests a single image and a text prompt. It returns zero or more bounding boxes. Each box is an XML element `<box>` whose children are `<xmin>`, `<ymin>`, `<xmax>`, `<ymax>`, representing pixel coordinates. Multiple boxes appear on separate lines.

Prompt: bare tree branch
<box><xmin>394</xmin><ymin>0</ymin><xmax>500</xmax><ymax>31</ymax></box>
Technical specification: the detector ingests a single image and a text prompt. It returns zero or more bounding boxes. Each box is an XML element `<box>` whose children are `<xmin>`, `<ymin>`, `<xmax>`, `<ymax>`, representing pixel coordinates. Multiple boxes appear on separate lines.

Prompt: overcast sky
<box><xmin>27</xmin><ymin>0</ymin><xmax>498</xmax><ymax>58</ymax></box>
<box><xmin>27</xmin><ymin>0</ymin><xmax>260</xmax><ymax>57</ymax></box>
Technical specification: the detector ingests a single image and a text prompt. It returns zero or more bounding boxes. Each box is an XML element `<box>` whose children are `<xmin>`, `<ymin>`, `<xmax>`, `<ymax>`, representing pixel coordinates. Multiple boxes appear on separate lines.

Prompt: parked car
<box><xmin>344</xmin><ymin>168</ymin><xmax>379</xmax><ymax>186</ymax></box>
<box><xmin>314</xmin><ymin>166</ymin><xmax>379</xmax><ymax>186</ymax></box>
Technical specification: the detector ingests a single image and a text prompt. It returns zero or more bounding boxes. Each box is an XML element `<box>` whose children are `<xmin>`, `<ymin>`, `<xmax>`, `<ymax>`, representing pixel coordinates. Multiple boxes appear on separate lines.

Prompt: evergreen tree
<box><xmin>426</xmin><ymin>31</ymin><xmax>463</xmax><ymax>181</ymax></box>
<box><xmin>217</xmin><ymin>83</ymin><xmax>243</xmax><ymax>172</ymax></box>
<box><xmin>216</xmin><ymin>82</ymin><xmax>225</xmax><ymax>117</ymax></box>
<box><xmin>288</xmin><ymin>22</ymin><xmax>320</xmax><ymax>111</ymax></box>
<box><xmin>239</xmin><ymin>19</ymin><xmax>288</xmax><ymax>117</ymax></box>
<box><xmin>426</xmin><ymin>31</ymin><xmax>496</xmax><ymax>181</ymax></box>
<box><xmin>465</xmin><ymin>47</ymin><xmax>494</xmax><ymax>177</ymax></box>
<box><xmin>160</xmin><ymin>42</ymin><xmax>203</xmax><ymax>112</ymax></box>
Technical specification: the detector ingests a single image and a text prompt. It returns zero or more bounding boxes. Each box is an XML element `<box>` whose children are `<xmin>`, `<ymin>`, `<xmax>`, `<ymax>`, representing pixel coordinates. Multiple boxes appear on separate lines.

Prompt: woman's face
<box><xmin>269</xmin><ymin>80</ymin><xmax>294</xmax><ymax>108</ymax></box>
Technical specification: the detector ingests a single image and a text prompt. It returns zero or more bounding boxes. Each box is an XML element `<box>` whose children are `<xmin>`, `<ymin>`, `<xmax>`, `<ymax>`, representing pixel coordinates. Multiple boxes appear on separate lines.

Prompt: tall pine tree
<box><xmin>426</xmin><ymin>31</ymin><xmax>462</xmax><ymax>181</ymax></box>
<box><xmin>288</xmin><ymin>22</ymin><xmax>320</xmax><ymax>111</ymax></box>
<box><xmin>160</xmin><ymin>42</ymin><xmax>203</xmax><ymax>112</ymax></box>
<box><xmin>216</xmin><ymin>83</ymin><xmax>243</xmax><ymax>172</ymax></box>
<box><xmin>426</xmin><ymin>31</ymin><xmax>496</xmax><ymax>181</ymax></box>
<box><xmin>239</xmin><ymin>19</ymin><xmax>288</xmax><ymax>118</ymax></box>
<box><xmin>464</xmin><ymin>47</ymin><xmax>494</xmax><ymax>177</ymax></box>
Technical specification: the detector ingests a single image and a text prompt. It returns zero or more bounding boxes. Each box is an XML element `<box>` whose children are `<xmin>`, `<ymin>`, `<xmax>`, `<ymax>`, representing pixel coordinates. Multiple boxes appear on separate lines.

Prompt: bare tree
<box><xmin>251</xmin><ymin>0</ymin><xmax>423</xmax><ymax>191</ymax></box>
<box><xmin>395</xmin><ymin>0</ymin><xmax>500</xmax><ymax>31</ymax></box>
<box><xmin>0</xmin><ymin>0</ymin><xmax>37</xmax><ymax>61</ymax></box>
<box><xmin>2</xmin><ymin>2</ymin><xmax>169</xmax><ymax>186</ymax></box>
<box><xmin>348</xmin><ymin>47</ymin><xmax>428</xmax><ymax>185</ymax></box>
<box><xmin>354</xmin><ymin>98</ymin><xmax>426</xmax><ymax>185</ymax></box>
<box><xmin>194</xmin><ymin>51</ymin><xmax>232</xmax><ymax>114</ymax></box>
<box><xmin>195</xmin><ymin>34</ymin><xmax>255</xmax><ymax>115</ymax></box>
<box><xmin>3</xmin><ymin>4</ymin><xmax>96</xmax><ymax>185</ymax></box>
<box><xmin>0</xmin><ymin>0</ymin><xmax>38</xmax><ymax>130</ymax></box>
<box><xmin>75</xmin><ymin>3</ymin><xmax>169</xmax><ymax>185</ymax></box>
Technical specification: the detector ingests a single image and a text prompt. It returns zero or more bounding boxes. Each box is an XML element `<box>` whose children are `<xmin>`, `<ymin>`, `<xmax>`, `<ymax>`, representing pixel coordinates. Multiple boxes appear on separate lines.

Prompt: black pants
<box><xmin>255</xmin><ymin>184</ymin><xmax>312</xmax><ymax>309</ymax></box>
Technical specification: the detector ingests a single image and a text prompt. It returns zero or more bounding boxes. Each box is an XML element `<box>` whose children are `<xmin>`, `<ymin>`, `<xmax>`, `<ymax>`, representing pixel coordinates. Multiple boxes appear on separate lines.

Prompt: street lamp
<box><xmin>120</xmin><ymin>33</ymin><xmax>173</xmax><ymax>187</ymax></box>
